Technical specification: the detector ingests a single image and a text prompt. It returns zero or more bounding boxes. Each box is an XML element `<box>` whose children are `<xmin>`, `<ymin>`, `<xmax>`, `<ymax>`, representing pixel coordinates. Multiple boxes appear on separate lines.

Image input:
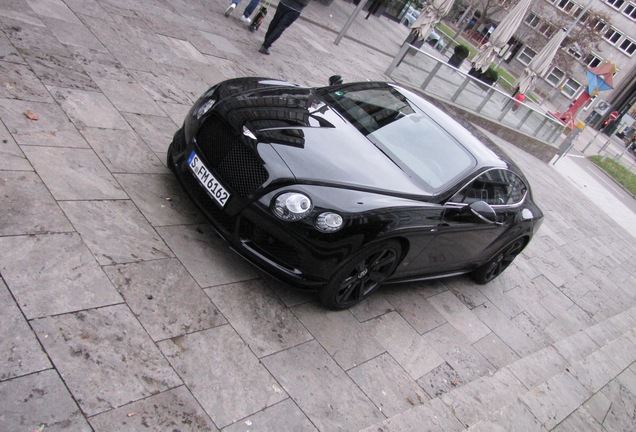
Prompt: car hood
<box><xmin>213</xmin><ymin>78</ymin><xmax>434</xmax><ymax>197</ymax></box>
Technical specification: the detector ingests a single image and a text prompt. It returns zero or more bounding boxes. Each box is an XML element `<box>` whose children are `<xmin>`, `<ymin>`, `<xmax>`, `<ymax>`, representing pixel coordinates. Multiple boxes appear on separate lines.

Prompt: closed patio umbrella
<box><xmin>409</xmin><ymin>0</ymin><xmax>455</xmax><ymax>41</ymax></box>
<box><xmin>472</xmin><ymin>0</ymin><xmax>533</xmax><ymax>72</ymax></box>
<box><xmin>515</xmin><ymin>28</ymin><xmax>568</xmax><ymax>94</ymax></box>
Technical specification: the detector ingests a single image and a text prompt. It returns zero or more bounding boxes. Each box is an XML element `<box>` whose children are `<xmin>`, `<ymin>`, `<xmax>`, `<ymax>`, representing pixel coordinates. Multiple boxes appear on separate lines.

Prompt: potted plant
<box><xmin>468</xmin><ymin>66</ymin><xmax>499</xmax><ymax>88</ymax></box>
<box><xmin>448</xmin><ymin>44</ymin><xmax>469</xmax><ymax>68</ymax></box>
<box><xmin>479</xmin><ymin>67</ymin><xmax>499</xmax><ymax>86</ymax></box>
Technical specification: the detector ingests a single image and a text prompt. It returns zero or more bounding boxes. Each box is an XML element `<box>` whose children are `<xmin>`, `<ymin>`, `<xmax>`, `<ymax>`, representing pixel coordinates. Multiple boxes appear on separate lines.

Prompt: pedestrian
<box><xmin>258</xmin><ymin>0</ymin><xmax>310</xmax><ymax>55</ymax></box>
<box><xmin>512</xmin><ymin>93</ymin><xmax>525</xmax><ymax>112</ymax></box>
<box><xmin>225</xmin><ymin>0</ymin><xmax>260</xmax><ymax>24</ymax></box>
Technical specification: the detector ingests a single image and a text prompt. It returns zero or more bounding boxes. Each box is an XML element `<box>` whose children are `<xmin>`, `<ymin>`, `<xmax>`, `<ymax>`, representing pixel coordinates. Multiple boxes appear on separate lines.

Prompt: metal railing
<box><xmin>386</xmin><ymin>43</ymin><xmax>566</xmax><ymax>145</ymax></box>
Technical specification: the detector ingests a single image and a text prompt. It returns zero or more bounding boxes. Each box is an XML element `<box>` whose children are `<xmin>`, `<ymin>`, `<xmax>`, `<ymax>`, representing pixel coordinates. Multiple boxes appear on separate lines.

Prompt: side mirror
<box><xmin>329</xmin><ymin>75</ymin><xmax>343</xmax><ymax>86</ymax></box>
<box><xmin>466</xmin><ymin>200</ymin><xmax>498</xmax><ymax>224</ymax></box>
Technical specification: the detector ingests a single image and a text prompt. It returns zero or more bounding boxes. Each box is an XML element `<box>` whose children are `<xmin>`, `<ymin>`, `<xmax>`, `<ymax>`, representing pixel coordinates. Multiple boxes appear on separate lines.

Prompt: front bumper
<box><xmin>168</xmin><ymin>127</ymin><xmax>344</xmax><ymax>290</ymax></box>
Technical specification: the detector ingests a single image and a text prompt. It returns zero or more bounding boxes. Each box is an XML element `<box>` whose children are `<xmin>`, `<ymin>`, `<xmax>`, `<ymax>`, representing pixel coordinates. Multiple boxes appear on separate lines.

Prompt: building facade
<box><xmin>505</xmin><ymin>0</ymin><xmax>636</xmax><ymax>119</ymax></box>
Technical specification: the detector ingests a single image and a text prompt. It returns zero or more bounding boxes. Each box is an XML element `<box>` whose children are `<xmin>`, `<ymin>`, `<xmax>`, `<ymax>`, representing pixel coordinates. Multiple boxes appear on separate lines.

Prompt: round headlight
<box><xmin>272</xmin><ymin>192</ymin><xmax>312</xmax><ymax>221</ymax></box>
<box><xmin>315</xmin><ymin>212</ymin><xmax>344</xmax><ymax>232</ymax></box>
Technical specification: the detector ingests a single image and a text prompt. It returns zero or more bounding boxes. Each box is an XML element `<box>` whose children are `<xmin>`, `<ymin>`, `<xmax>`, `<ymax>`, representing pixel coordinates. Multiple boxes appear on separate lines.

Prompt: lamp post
<box><xmin>565</xmin><ymin>0</ymin><xmax>594</xmax><ymax>36</ymax></box>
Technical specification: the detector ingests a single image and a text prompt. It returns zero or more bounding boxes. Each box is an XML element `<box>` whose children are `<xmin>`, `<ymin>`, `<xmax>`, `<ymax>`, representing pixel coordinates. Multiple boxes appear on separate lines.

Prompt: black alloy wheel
<box><xmin>319</xmin><ymin>240</ymin><xmax>402</xmax><ymax>310</ymax></box>
<box><xmin>471</xmin><ymin>237</ymin><xmax>527</xmax><ymax>284</ymax></box>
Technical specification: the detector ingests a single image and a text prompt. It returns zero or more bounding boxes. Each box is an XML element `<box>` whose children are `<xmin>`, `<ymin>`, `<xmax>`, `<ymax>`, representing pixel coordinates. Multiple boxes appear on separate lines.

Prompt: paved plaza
<box><xmin>1</xmin><ymin>0</ymin><xmax>635</xmax><ymax>431</ymax></box>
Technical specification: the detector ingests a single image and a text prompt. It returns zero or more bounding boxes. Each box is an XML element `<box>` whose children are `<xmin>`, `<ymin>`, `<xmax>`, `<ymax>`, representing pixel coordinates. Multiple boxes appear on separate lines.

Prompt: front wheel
<box><xmin>319</xmin><ymin>240</ymin><xmax>402</xmax><ymax>310</ymax></box>
<box><xmin>471</xmin><ymin>237</ymin><xmax>527</xmax><ymax>284</ymax></box>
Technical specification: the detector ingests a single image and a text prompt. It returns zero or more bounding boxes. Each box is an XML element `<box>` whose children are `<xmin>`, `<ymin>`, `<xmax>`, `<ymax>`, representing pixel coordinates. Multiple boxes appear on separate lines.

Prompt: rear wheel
<box><xmin>319</xmin><ymin>240</ymin><xmax>402</xmax><ymax>310</ymax></box>
<box><xmin>471</xmin><ymin>237</ymin><xmax>527</xmax><ymax>284</ymax></box>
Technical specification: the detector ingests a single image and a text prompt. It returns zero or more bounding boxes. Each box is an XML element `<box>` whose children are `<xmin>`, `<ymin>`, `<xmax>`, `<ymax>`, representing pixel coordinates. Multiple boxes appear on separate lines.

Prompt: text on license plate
<box><xmin>187</xmin><ymin>151</ymin><xmax>231</xmax><ymax>208</ymax></box>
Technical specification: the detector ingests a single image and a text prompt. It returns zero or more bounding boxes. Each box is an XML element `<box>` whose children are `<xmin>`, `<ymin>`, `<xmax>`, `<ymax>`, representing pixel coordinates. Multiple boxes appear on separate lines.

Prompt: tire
<box><xmin>319</xmin><ymin>240</ymin><xmax>402</xmax><ymax>310</ymax></box>
<box><xmin>471</xmin><ymin>237</ymin><xmax>527</xmax><ymax>284</ymax></box>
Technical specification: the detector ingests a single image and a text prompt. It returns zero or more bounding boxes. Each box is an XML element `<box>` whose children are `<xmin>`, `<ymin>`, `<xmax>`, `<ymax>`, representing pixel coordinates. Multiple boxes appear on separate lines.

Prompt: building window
<box><xmin>584</xmin><ymin>53</ymin><xmax>603</xmax><ymax>67</ymax></box>
<box><xmin>562</xmin><ymin>78</ymin><xmax>582</xmax><ymax>98</ymax></box>
<box><xmin>606</xmin><ymin>0</ymin><xmax>625</xmax><ymax>9</ymax></box>
<box><xmin>567</xmin><ymin>44</ymin><xmax>583</xmax><ymax>59</ymax></box>
<box><xmin>525</xmin><ymin>11</ymin><xmax>541</xmax><ymax>28</ymax></box>
<box><xmin>517</xmin><ymin>46</ymin><xmax>536</xmax><ymax>65</ymax></box>
<box><xmin>603</xmin><ymin>27</ymin><xmax>622</xmax><ymax>44</ymax></box>
<box><xmin>556</xmin><ymin>0</ymin><xmax>576</xmax><ymax>13</ymax></box>
<box><xmin>619</xmin><ymin>37</ymin><xmax>636</xmax><ymax>56</ymax></box>
<box><xmin>577</xmin><ymin>10</ymin><xmax>591</xmax><ymax>24</ymax></box>
<box><xmin>539</xmin><ymin>22</ymin><xmax>556</xmax><ymax>37</ymax></box>
<box><xmin>623</xmin><ymin>2</ymin><xmax>636</xmax><ymax>19</ymax></box>
<box><xmin>589</xmin><ymin>18</ymin><xmax>607</xmax><ymax>33</ymax></box>
<box><xmin>546</xmin><ymin>67</ymin><xmax>565</xmax><ymax>87</ymax></box>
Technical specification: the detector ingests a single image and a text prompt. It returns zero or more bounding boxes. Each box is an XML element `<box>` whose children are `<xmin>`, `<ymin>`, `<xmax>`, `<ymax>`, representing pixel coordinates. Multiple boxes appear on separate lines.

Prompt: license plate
<box><xmin>187</xmin><ymin>151</ymin><xmax>231</xmax><ymax>208</ymax></box>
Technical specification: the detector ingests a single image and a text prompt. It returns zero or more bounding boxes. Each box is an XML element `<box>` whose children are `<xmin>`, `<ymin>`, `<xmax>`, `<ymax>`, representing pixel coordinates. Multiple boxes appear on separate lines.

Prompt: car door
<box><xmin>411</xmin><ymin>169</ymin><xmax>528</xmax><ymax>273</ymax></box>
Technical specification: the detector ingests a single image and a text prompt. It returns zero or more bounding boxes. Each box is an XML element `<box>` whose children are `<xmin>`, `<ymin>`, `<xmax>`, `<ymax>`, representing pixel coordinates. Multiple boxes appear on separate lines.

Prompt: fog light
<box><xmin>272</xmin><ymin>192</ymin><xmax>312</xmax><ymax>221</ymax></box>
<box><xmin>315</xmin><ymin>212</ymin><xmax>343</xmax><ymax>232</ymax></box>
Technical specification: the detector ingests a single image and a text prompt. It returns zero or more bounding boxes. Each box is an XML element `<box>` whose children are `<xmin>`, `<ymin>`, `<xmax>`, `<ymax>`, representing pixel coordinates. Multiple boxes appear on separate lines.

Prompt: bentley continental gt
<box><xmin>167</xmin><ymin>77</ymin><xmax>543</xmax><ymax>309</ymax></box>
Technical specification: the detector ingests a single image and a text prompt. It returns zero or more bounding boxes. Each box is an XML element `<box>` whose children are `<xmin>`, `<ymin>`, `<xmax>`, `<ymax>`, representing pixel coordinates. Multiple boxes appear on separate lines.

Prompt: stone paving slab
<box><xmin>22</xmin><ymin>146</ymin><xmax>127</xmax><ymax>200</ymax></box>
<box><xmin>292</xmin><ymin>302</ymin><xmax>384</xmax><ymax>370</ymax></box>
<box><xmin>262</xmin><ymin>340</ymin><xmax>386</xmax><ymax>431</ymax></box>
<box><xmin>48</xmin><ymin>85</ymin><xmax>130</xmax><ymax>129</ymax></box>
<box><xmin>0</xmin><ymin>0</ymin><xmax>635</xmax><ymax>431</ymax></box>
<box><xmin>472</xmin><ymin>332</ymin><xmax>520</xmax><ymax>369</ymax></box>
<box><xmin>156</xmin><ymin>223</ymin><xmax>259</xmax><ymax>286</ymax></box>
<box><xmin>205</xmin><ymin>280</ymin><xmax>313</xmax><ymax>358</ymax></box>
<box><xmin>59</xmin><ymin>199</ymin><xmax>174</xmax><ymax>265</ymax></box>
<box><xmin>89</xmin><ymin>385</ymin><xmax>219</xmax><ymax>431</ymax></box>
<box><xmin>348</xmin><ymin>352</ymin><xmax>430</xmax><ymax>417</ymax></box>
<box><xmin>32</xmin><ymin>304</ymin><xmax>182</xmax><ymax>416</ymax></box>
<box><xmin>440</xmin><ymin>368</ymin><xmax>528</xmax><ymax>428</ymax></box>
<box><xmin>383</xmin><ymin>286</ymin><xmax>448</xmax><ymax>335</ymax></box>
<box><xmin>427</xmin><ymin>290</ymin><xmax>491</xmax><ymax>344</ymax></box>
<box><xmin>221</xmin><ymin>398</ymin><xmax>318</xmax><ymax>432</ymax></box>
<box><xmin>159</xmin><ymin>325</ymin><xmax>288</xmax><ymax>428</ymax></box>
<box><xmin>0</xmin><ymin>97</ymin><xmax>90</xmax><ymax>148</ymax></box>
<box><xmin>113</xmin><ymin>173</ymin><xmax>207</xmax><ymax>226</ymax></box>
<box><xmin>0</xmin><ymin>121</ymin><xmax>31</xmax><ymax>170</ymax></box>
<box><xmin>0</xmin><ymin>233</ymin><xmax>123</xmax><ymax>319</ymax></box>
<box><xmin>0</xmin><ymin>170</ymin><xmax>74</xmax><ymax>236</ymax></box>
<box><xmin>364</xmin><ymin>311</ymin><xmax>445</xmax><ymax>380</ymax></box>
<box><xmin>104</xmin><ymin>258</ymin><xmax>227</xmax><ymax>341</ymax></box>
<box><xmin>80</xmin><ymin>128</ymin><xmax>167</xmax><ymax>174</ymax></box>
<box><xmin>0</xmin><ymin>369</ymin><xmax>91</xmax><ymax>431</ymax></box>
<box><xmin>521</xmin><ymin>371</ymin><xmax>592</xmax><ymax>430</ymax></box>
<box><xmin>0</xmin><ymin>60</ymin><xmax>53</xmax><ymax>102</ymax></box>
<box><xmin>0</xmin><ymin>279</ymin><xmax>50</xmax><ymax>381</ymax></box>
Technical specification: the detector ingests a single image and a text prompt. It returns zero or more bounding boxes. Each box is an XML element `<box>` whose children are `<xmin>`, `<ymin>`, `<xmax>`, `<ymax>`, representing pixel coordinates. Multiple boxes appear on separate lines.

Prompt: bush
<box><xmin>453</xmin><ymin>44</ymin><xmax>470</xmax><ymax>58</ymax></box>
<box><xmin>481</xmin><ymin>67</ymin><xmax>498</xmax><ymax>82</ymax></box>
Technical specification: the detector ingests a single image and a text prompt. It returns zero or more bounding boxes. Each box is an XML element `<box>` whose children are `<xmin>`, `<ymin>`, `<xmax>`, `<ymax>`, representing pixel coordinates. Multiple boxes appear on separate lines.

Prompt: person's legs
<box><xmin>262</xmin><ymin>4</ymin><xmax>300</xmax><ymax>50</ymax></box>
<box><xmin>242</xmin><ymin>0</ymin><xmax>260</xmax><ymax>18</ymax></box>
<box><xmin>262</xmin><ymin>3</ymin><xmax>286</xmax><ymax>47</ymax></box>
<box><xmin>225</xmin><ymin>0</ymin><xmax>242</xmax><ymax>16</ymax></box>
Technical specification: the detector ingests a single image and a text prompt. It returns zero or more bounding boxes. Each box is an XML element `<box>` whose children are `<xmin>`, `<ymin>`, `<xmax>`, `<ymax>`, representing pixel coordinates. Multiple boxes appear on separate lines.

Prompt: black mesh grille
<box><xmin>195</xmin><ymin>115</ymin><xmax>268</xmax><ymax>198</ymax></box>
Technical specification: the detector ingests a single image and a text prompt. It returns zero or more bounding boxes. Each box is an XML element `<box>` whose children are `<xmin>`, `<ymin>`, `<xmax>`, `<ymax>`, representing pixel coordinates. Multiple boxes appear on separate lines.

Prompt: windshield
<box><xmin>321</xmin><ymin>84</ymin><xmax>476</xmax><ymax>190</ymax></box>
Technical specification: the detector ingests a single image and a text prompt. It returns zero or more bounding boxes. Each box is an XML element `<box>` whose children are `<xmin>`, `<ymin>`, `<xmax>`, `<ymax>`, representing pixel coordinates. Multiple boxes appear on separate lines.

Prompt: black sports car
<box><xmin>167</xmin><ymin>77</ymin><xmax>543</xmax><ymax>309</ymax></box>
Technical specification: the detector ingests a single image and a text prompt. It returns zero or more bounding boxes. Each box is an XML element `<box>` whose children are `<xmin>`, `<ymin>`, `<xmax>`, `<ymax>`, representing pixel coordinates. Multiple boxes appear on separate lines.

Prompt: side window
<box><xmin>451</xmin><ymin>170</ymin><xmax>527</xmax><ymax>206</ymax></box>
